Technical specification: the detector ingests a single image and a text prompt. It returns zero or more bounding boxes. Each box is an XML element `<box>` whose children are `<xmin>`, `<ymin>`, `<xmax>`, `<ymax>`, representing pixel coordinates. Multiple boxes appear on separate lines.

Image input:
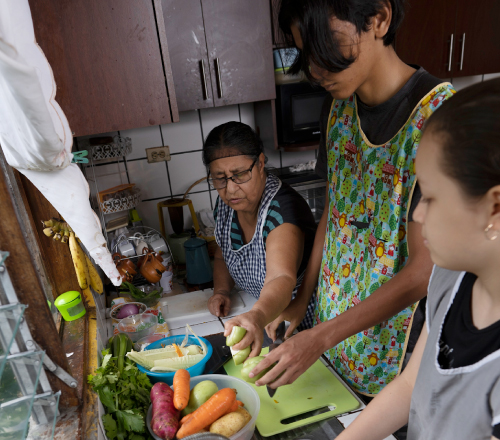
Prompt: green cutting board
<box><xmin>224</xmin><ymin>348</ymin><xmax>360</xmax><ymax>436</ymax></box>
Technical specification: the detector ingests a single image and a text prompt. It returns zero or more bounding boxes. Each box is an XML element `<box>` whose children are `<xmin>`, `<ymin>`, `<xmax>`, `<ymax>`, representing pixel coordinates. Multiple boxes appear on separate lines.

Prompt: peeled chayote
<box><xmin>240</xmin><ymin>356</ymin><xmax>272</xmax><ymax>383</ymax></box>
<box><xmin>230</xmin><ymin>346</ymin><xmax>251</xmax><ymax>365</ymax></box>
<box><xmin>226</xmin><ymin>326</ymin><xmax>247</xmax><ymax>347</ymax></box>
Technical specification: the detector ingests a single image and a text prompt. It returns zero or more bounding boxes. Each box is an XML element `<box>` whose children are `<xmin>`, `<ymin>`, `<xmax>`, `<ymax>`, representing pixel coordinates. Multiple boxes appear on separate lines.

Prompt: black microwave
<box><xmin>276</xmin><ymin>82</ymin><xmax>329</xmax><ymax>145</ymax></box>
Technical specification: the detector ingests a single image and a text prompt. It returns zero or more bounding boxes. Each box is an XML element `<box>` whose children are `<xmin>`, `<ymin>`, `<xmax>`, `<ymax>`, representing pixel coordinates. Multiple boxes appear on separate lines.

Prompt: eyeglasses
<box><xmin>208</xmin><ymin>159</ymin><xmax>258</xmax><ymax>189</ymax></box>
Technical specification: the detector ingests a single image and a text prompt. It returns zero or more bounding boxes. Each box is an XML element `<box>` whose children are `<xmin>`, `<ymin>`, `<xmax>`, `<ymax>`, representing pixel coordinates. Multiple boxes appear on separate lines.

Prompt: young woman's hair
<box><xmin>202</xmin><ymin>121</ymin><xmax>264</xmax><ymax>166</ymax></box>
<box><xmin>425</xmin><ymin>77</ymin><xmax>500</xmax><ymax>199</ymax></box>
<box><xmin>278</xmin><ymin>0</ymin><xmax>406</xmax><ymax>81</ymax></box>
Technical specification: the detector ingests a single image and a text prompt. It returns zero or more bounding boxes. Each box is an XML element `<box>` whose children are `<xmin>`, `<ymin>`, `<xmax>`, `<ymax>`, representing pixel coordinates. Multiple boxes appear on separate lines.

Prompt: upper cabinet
<box><xmin>396</xmin><ymin>0</ymin><xmax>500</xmax><ymax>78</ymax></box>
<box><xmin>162</xmin><ymin>0</ymin><xmax>276</xmax><ymax>112</ymax></box>
<box><xmin>28</xmin><ymin>0</ymin><xmax>179</xmax><ymax>137</ymax></box>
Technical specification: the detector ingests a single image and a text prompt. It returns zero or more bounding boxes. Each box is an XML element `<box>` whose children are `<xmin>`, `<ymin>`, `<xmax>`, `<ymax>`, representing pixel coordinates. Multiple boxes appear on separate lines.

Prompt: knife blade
<box><xmin>266</xmin><ymin>322</ymin><xmax>286</xmax><ymax>398</ymax></box>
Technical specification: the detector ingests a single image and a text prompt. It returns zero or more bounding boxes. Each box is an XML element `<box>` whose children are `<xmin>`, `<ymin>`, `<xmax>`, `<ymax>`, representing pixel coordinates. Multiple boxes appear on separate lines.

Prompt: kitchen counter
<box><xmin>101</xmin><ymin>284</ymin><xmax>398</xmax><ymax>440</ymax></box>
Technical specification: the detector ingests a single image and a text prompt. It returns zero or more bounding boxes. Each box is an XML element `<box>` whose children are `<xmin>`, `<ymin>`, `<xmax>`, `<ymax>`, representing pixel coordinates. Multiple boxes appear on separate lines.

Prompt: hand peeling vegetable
<box><xmin>226</xmin><ymin>326</ymin><xmax>247</xmax><ymax>347</ymax></box>
<box><xmin>230</xmin><ymin>346</ymin><xmax>251</xmax><ymax>366</ymax></box>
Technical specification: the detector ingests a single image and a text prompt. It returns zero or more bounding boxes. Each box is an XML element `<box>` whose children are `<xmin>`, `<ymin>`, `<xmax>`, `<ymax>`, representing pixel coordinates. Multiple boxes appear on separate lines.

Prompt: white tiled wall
<box><xmin>78</xmin><ymin>72</ymin><xmax>499</xmax><ymax>235</ymax></box>
<box><xmin>78</xmin><ymin>103</ymin><xmax>284</xmax><ymax>235</ymax></box>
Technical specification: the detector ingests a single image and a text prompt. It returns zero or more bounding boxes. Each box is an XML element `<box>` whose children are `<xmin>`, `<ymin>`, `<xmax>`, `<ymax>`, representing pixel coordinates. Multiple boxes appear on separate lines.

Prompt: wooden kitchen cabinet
<box><xmin>162</xmin><ymin>0</ymin><xmax>275</xmax><ymax>111</ymax></box>
<box><xmin>28</xmin><ymin>0</ymin><xmax>179</xmax><ymax>137</ymax></box>
<box><xmin>396</xmin><ymin>0</ymin><xmax>500</xmax><ymax>78</ymax></box>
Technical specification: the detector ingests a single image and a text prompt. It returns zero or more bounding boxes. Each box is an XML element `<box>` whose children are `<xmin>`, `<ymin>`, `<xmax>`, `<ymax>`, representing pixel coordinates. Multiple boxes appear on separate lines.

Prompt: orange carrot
<box><xmin>179</xmin><ymin>413</ymin><xmax>193</xmax><ymax>426</ymax></box>
<box><xmin>176</xmin><ymin>388</ymin><xmax>237</xmax><ymax>439</ymax></box>
<box><xmin>173</xmin><ymin>343</ymin><xmax>184</xmax><ymax>357</ymax></box>
<box><xmin>173</xmin><ymin>369</ymin><xmax>190</xmax><ymax>411</ymax></box>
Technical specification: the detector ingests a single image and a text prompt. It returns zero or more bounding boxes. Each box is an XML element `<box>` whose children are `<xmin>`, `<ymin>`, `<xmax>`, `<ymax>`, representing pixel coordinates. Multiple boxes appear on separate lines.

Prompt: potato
<box><xmin>209</xmin><ymin>407</ymin><xmax>252</xmax><ymax>437</ymax></box>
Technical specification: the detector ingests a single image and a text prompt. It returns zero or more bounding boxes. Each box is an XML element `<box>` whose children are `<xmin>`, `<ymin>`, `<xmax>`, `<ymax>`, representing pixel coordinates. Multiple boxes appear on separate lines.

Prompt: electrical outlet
<box><xmin>146</xmin><ymin>146</ymin><xmax>171</xmax><ymax>163</ymax></box>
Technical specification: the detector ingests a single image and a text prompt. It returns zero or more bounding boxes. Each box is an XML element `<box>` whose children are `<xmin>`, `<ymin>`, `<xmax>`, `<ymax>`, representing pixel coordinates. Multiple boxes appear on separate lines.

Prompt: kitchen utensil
<box><xmin>159</xmin><ymin>271</ymin><xmax>173</xmax><ymax>292</ymax></box>
<box><xmin>224</xmin><ymin>347</ymin><xmax>360</xmax><ymax>436</ymax></box>
<box><xmin>150</xmin><ymin>236</ymin><xmax>168</xmax><ymax>255</ymax></box>
<box><xmin>117</xmin><ymin>312</ymin><xmax>158</xmax><ymax>342</ymax></box>
<box><xmin>132</xmin><ymin>233</ymin><xmax>148</xmax><ymax>256</ymax></box>
<box><xmin>136</xmin><ymin>335</ymin><xmax>213</xmax><ymax>384</ymax></box>
<box><xmin>54</xmin><ymin>291</ymin><xmax>86</xmax><ymax>321</ymax></box>
<box><xmin>140</xmin><ymin>253</ymin><xmax>165</xmax><ymax>283</ymax></box>
<box><xmin>184</xmin><ymin>233</ymin><xmax>213</xmax><ymax>285</ymax></box>
<box><xmin>134</xmin><ymin>333</ymin><xmax>167</xmax><ymax>352</ymax></box>
<box><xmin>146</xmin><ymin>374</ymin><xmax>259</xmax><ymax>440</ymax></box>
<box><xmin>157</xmin><ymin>177</ymin><xmax>208</xmax><ymax>236</ymax></box>
<box><xmin>113</xmin><ymin>253</ymin><xmax>137</xmax><ymax>281</ymax></box>
<box><xmin>167</xmin><ymin>232</ymin><xmax>191</xmax><ymax>264</ymax></box>
<box><xmin>117</xmin><ymin>240</ymin><xmax>136</xmax><ymax>257</ymax></box>
<box><xmin>266</xmin><ymin>322</ymin><xmax>286</xmax><ymax>398</ymax></box>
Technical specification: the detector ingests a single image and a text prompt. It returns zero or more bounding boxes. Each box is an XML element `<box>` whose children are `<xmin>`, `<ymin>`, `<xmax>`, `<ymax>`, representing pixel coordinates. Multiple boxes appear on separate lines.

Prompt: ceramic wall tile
<box><xmin>181</xmin><ymin>191</ymin><xmax>213</xmax><ymax>230</ymax></box>
<box><xmin>168</xmin><ymin>151</ymin><xmax>208</xmax><ymax>195</ymax></box>
<box><xmin>135</xmin><ymin>200</ymin><xmax>163</xmax><ymax>235</ymax></box>
<box><xmin>239</xmin><ymin>103</ymin><xmax>256</xmax><ymax>129</ymax></box>
<box><xmin>484</xmin><ymin>72</ymin><xmax>500</xmax><ymax>81</ymax></box>
<box><xmin>119</xmin><ymin>125</ymin><xmax>163</xmax><ymax>160</ymax></box>
<box><xmin>160</xmin><ymin>110</ymin><xmax>204</xmax><ymax>154</ymax></box>
<box><xmin>280</xmin><ymin>149</ymin><xmax>317</xmax><ymax>168</ymax></box>
<box><xmin>126</xmin><ymin>159</ymin><xmax>170</xmax><ymax>201</ymax></box>
<box><xmin>452</xmin><ymin>75</ymin><xmax>483</xmax><ymax>91</ymax></box>
<box><xmin>200</xmin><ymin>105</ymin><xmax>240</xmax><ymax>140</ymax></box>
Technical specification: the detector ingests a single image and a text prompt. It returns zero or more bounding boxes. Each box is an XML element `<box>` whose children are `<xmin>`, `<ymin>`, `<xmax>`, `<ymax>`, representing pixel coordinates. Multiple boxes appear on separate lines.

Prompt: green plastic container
<box><xmin>54</xmin><ymin>291</ymin><xmax>86</xmax><ymax>321</ymax></box>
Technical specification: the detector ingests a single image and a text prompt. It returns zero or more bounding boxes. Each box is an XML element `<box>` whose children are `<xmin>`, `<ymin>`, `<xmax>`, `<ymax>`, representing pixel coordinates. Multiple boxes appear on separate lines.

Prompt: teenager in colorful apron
<box><xmin>316</xmin><ymin>84</ymin><xmax>456</xmax><ymax>394</ymax></box>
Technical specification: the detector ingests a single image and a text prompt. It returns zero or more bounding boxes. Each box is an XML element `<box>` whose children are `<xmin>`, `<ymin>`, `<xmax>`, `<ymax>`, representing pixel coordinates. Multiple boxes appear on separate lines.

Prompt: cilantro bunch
<box><xmin>88</xmin><ymin>349</ymin><xmax>154</xmax><ymax>440</ymax></box>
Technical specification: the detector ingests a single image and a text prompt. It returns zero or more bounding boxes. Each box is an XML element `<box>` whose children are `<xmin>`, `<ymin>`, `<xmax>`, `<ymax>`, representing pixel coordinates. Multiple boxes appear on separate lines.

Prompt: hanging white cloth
<box><xmin>0</xmin><ymin>0</ymin><xmax>121</xmax><ymax>285</ymax></box>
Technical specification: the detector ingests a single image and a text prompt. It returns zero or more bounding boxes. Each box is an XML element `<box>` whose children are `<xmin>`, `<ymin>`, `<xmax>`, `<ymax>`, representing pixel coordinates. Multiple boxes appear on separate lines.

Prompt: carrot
<box><xmin>179</xmin><ymin>399</ymin><xmax>242</xmax><ymax>427</ymax></box>
<box><xmin>173</xmin><ymin>343</ymin><xmax>184</xmax><ymax>357</ymax></box>
<box><xmin>179</xmin><ymin>413</ymin><xmax>193</xmax><ymax>426</ymax></box>
<box><xmin>173</xmin><ymin>369</ymin><xmax>191</xmax><ymax>411</ymax></box>
<box><xmin>176</xmin><ymin>388</ymin><xmax>237</xmax><ymax>439</ymax></box>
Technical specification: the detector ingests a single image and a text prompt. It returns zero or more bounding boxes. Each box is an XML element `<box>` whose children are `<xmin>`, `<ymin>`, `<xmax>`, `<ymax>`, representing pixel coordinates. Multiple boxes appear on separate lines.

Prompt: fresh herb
<box><xmin>88</xmin><ymin>349</ymin><xmax>153</xmax><ymax>440</ymax></box>
<box><xmin>120</xmin><ymin>282</ymin><xmax>162</xmax><ymax>303</ymax></box>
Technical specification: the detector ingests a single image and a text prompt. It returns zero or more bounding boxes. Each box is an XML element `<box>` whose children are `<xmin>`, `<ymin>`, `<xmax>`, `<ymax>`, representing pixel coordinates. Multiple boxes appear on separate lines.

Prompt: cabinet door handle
<box><xmin>215</xmin><ymin>58</ymin><xmax>223</xmax><ymax>98</ymax></box>
<box><xmin>448</xmin><ymin>33</ymin><xmax>454</xmax><ymax>72</ymax></box>
<box><xmin>200</xmin><ymin>59</ymin><xmax>208</xmax><ymax>100</ymax></box>
<box><xmin>459</xmin><ymin>33</ymin><xmax>466</xmax><ymax>71</ymax></box>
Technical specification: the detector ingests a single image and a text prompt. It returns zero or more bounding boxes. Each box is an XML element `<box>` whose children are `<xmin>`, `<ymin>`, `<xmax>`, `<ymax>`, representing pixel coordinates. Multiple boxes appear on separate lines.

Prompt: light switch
<box><xmin>146</xmin><ymin>146</ymin><xmax>171</xmax><ymax>163</ymax></box>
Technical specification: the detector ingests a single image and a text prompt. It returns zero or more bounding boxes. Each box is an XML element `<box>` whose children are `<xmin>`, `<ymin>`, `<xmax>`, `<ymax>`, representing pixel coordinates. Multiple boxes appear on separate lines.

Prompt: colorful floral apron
<box><xmin>315</xmin><ymin>83</ymin><xmax>456</xmax><ymax>395</ymax></box>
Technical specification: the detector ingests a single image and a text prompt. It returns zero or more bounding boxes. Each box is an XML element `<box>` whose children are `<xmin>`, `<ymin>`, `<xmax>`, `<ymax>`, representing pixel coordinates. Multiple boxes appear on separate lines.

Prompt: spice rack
<box><xmin>80</xmin><ymin>135</ymin><xmax>139</xmax><ymax>244</ymax></box>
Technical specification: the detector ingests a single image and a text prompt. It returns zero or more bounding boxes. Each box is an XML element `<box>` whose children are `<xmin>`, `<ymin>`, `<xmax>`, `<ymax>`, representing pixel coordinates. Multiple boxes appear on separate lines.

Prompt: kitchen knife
<box><xmin>266</xmin><ymin>322</ymin><xmax>286</xmax><ymax>398</ymax></box>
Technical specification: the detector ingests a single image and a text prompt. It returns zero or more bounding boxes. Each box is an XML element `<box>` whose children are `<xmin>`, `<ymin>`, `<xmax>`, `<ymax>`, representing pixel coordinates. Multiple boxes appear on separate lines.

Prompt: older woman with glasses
<box><xmin>204</xmin><ymin>121</ymin><xmax>317</xmax><ymax>357</ymax></box>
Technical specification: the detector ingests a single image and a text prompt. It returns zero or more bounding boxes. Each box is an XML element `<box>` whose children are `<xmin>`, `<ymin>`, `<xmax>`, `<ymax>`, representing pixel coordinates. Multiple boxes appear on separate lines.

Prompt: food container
<box><xmin>110</xmin><ymin>302</ymin><xmax>147</xmax><ymax>323</ymax></box>
<box><xmin>135</xmin><ymin>335</ymin><xmax>213</xmax><ymax>384</ymax></box>
<box><xmin>133</xmin><ymin>334</ymin><xmax>167</xmax><ymax>352</ymax></box>
<box><xmin>54</xmin><ymin>291</ymin><xmax>86</xmax><ymax>322</ymax></box>
<box><xmin>146</xmin><ymin>374</ymin><xmax>260</xmax><ymax>440</ymax></box>
<box><xmin>117</xmin><ymin>312</ymin><xmax>158</xmax><ymax>342</ymax></box>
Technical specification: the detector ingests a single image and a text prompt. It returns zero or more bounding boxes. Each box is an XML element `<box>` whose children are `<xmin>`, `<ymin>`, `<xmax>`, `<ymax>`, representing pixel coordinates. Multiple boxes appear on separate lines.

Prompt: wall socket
<box><xmin>146</xmin><ymin>146</ymin><xmax>171</xmax><ymax>163</ymax></box>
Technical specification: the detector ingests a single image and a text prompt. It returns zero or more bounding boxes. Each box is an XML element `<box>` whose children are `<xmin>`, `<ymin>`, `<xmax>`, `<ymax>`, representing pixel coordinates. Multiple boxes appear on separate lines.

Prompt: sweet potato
<box><xmin>209</xmin><ymin>407</ymin><xmax>252</xmax><ymax>437</ymax></box>
<box><xmin>150</xmin><ymin>382</ymin><xmax>180</xmax><ymax>440</ymax></box>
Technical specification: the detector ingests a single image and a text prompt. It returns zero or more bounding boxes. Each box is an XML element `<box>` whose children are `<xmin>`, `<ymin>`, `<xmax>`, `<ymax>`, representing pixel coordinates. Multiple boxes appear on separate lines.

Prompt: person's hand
<box><xmin>250</xmin><ymin>327</ymin><xmax>326</xmax><ymax>388</ymax></box>
<box><xmin>224</xmin><ymin>309</ymin><xmax>266</xmax><ymax>358</ymax></box>
<box><xmin>265</xmin><ymin>298</ymin><xmax>308</xmax><ymax>341</ymax></box>
<box><xmin>208</xmin><ymin>293</ymin><xmax>231</xmax><ymax>317</ymax></box>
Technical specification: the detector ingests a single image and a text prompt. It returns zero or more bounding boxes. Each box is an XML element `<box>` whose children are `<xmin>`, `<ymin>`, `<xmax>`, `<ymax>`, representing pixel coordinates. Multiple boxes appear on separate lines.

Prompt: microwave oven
<box><xmin>276</xmin><ymin>82</ymin><xmax>329</xmax><ymax>145</ymax></box>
